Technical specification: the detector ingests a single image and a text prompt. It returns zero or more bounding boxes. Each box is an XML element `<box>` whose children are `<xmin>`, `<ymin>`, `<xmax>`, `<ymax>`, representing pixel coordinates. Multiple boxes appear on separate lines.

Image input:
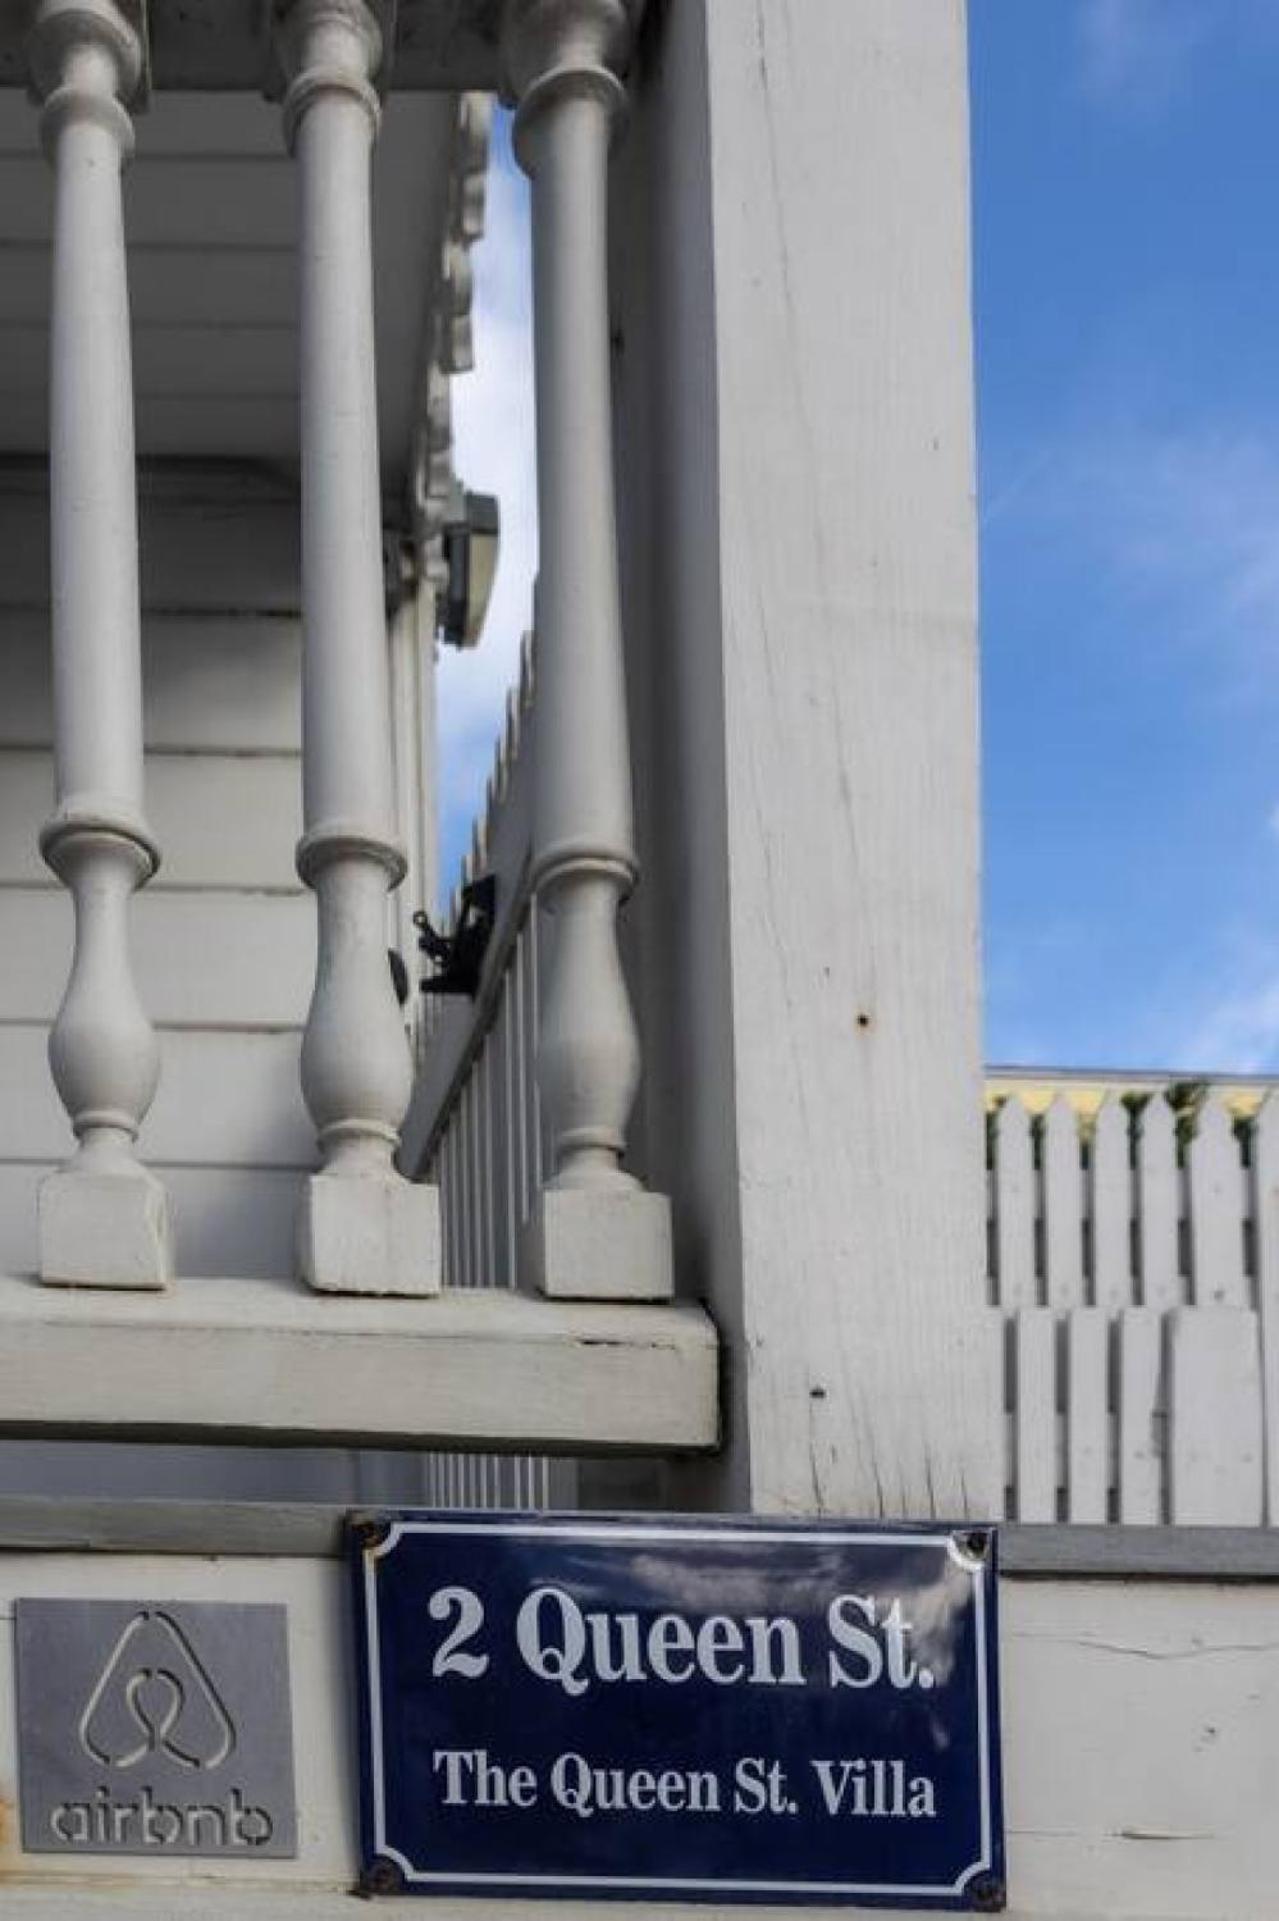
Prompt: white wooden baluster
<box><xmin>278</xmin><ymin>0</ymin><xmax>439</xmax><ymax>1293</ymax></box>
<box><xmin>503</xmin><ymin>0</ymin><xmax>672</xmax><ymax>1299</ymax></box>
<box><xmin>29</xmin><ymin>0</ymin><xmax>173</xmax><ymax>1289</ymax></box>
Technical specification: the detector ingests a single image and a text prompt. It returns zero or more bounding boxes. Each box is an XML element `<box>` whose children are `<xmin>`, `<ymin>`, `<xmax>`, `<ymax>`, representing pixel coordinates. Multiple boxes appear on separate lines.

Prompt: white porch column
<box><xmin>278</xmin><ymin>0</ymin><xmax>440</xmax><ymax>1295</ymax></box>
<box><xmin>609</xmin><ymin>0</ymin><xmax>1002</xmax><ymax>1515</ymax></box>
<box><xmin>503</xmin><ymin>0</ymin><xmax>673</xmax><ymax>1302</ymax></box>
<box><xmin>29</xmin><ymin>0</ymin><xmax>173</xmax><ymax>1290</ymax></box>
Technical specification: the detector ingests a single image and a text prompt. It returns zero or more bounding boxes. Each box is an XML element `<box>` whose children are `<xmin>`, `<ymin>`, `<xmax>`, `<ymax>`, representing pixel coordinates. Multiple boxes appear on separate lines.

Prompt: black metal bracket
<box><xmin>414</xmin><ymin>875</ymin><xmax>497</xmax><ymax>999</ymax></box>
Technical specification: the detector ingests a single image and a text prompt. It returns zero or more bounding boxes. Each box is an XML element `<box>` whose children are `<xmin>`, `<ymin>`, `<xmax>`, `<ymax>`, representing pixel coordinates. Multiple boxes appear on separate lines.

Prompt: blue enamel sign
<box><xmin>350</xmin><ymin>1514</ymin><xmax>1004</xmax><ymax>1908</ymax></box>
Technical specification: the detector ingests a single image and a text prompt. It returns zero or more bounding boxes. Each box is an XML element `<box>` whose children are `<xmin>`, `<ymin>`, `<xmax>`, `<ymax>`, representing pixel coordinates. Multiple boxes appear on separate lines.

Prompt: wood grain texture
<box><xmin>613</xmin><ymin>0</ymin><xmax>997</xmax><ymax>1515</ymax></box>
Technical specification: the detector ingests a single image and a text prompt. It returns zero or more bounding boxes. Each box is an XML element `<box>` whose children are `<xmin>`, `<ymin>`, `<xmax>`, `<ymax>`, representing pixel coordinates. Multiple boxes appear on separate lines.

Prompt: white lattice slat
<box><xmin>1253</xmin><ymin>1094</ymin><xmax>1279</xmax><ymax>1523</ymax></box>
<box><xmin>1168</xmin><ymin>1307</ymin><xmax>1264</xmax><ymax>1524</ymax></box>
<box><xmin>1013</xmin><ymin>1308</ymin><xmax>1057</xmax><ymax>1520</ymax></box>
<box><xmin>1067</xmin><ymin>1307</ymin><xmax>1109</xmax><ymax>1522</ymax></box>
<box><xmin>1187</xmin><ymin>1094</ymin><xmax>1247</xmax><ymax>1307</ymax></box>
<box><xmin>994</xmin><ymin>1097</ymin><xmax>1036</xmax><ymax>1310</ymax></box>
<box><xmin>1117</xmin><ymin>1306</ymin><xmax>1163</xmax><ymax>1523</ymax></box>
<box><xmin>1043</xmin><ymin>1095</ymin><xmax>1085</xmax><ymax>1309</ymax></box>
<box><xmin>1090</xmin><ymin>1092</ymin><xmax>1132</xmax><ymax>1310</ymax></box>
<box><xmin>1137</xmin><ymin>1096</ymin><xmax>1180</xmax><ymax>1310</ymax></box>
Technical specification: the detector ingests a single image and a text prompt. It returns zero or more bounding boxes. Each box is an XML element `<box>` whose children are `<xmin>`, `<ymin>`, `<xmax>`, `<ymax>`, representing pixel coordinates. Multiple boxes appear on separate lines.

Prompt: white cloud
<box><xmin>1077</xmin><ymin>0</ymin><xmax>1220</xmax><ymax>108</ymax></box>
<box><xmin>1027</xmin><ymin>418</ymin><xmax>1279</xmax><ymax>688</ymax></box>
<box><xmin>1177</xmin><ymin>968</ymin><xmax>1279</xmax><ymax>1074</ymax></box>
<box><xmin>436</xmin><ymin>115</ymin><xmax>538</xmax><ymax>892</ymax></box>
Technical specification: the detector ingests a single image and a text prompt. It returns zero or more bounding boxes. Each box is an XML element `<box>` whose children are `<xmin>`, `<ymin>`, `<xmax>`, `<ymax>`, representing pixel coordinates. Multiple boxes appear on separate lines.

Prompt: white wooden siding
<box><xmin>990</xmin><ymin>1086</ymin><xmax>1276</xmax><ymax>1526</ymax></box>
<box><xmin>0</xmin><ymin>473</ymin><xmax>434</xmax><ymax>1285</ymax></box>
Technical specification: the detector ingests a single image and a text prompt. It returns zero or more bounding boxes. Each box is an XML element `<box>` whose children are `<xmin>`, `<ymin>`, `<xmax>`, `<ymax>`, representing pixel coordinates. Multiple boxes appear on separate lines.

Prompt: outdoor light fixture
<box><xmin>439</xmin><ymin>489</ymin><xmax>499</xmax><ymax>649</ymax></box>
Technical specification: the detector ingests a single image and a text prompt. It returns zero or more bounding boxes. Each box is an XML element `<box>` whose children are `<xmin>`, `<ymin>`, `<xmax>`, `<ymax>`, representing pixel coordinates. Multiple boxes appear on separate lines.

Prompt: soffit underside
<box><xmin>0</xmin><ymin>85</ymin><xmax>463</xmax><ymax>504</ymax></box>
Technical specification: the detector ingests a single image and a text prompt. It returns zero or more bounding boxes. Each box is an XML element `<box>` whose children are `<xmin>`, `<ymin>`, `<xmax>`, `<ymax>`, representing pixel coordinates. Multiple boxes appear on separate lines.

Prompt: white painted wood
<box><xmin>992</xmin><ymin>1096</ymin><xmax>1036</xmax><ymax>1309</ymax></box>
<box><xmin>0</xmin><ymin>1274</ymin><xmax>719</xmax><ymax>1452</ymax></box>
<box><xmin>1252</xmin><ymin>1093</ymin><xmax>1279</xmax><ymax>1522</ymax></box>
<box><xmin>28</xmin><ymin>0</ymin><xmax>173</xmax><ymax>1289</ymax></box>
<box><xmin>1117</xmin><ymin>1306</ymin><xmax>1164</xmax><ymax>1524</ymax></box>
<box><xmin>0</xmin><ymin>890</ymin><xmax>311</xmax><ymax>1029</ymax></box>
<box><xmin>0</xmin><ymin>1028</ymin><xmax>310</xmax><ymax>1170</ymax></box>
<box><xmin>0</xmin><ymin>1166</ymin><xmax>298</xmax><ymax>1282</ymax></box>
<box><xmin>1169</xmin><ymin>1307</ymin><xmax>1264</xmax><ymax>1524</ymax></box>
<box><xmin>279</xmin><ymin>0</ymin><xmax>438</xmax><ymax>1296</ymax></box>
<box><xmin>1137</xmin><ymin>1094</ymin><xmax>1181</xmax><ymax>1309</ymax></box>
<box><xmin>502</xmin><ymin>0</ymin><xmax>673</xmax><ymax>1303</ymax></box>
<box><xmin>0</xmin><ymin>751</ymin><xmax>300</xmax><ymax>891</ymax></box>
<box><xmin>1089</xmin><ymin>1090</ymin><xmax>1132</xmax><ymax>1309</ymax></box>
<box><xmin>1187</xmin><ymin>1092</ymin><xmax>1248</xmax><ymax>1306</ymax></box>
<box><xmin>612</xmin><ymin>0</ymin><xmax>997</xmax><ymax>1513</ymax></box>
<box><xmin>1013</xmin><ymin>1308</ymin><xmax>1057</xmax><ymax>1522</ymax></box>
<box><xmin>0</xmin><ymin>479</ymin><xmax>303</xmax><ymax>613</ymax></box>
<box><xmin>0</xmin><ymin>611</ymin><xmax>302</xmax><ymax>753</ymax></box>
<box><xmin>1</xmin><ymin>1564</ymin><xmax>1276</xmax><ymax>1916</ymax></box>
<box><xmin>1042</xmin><ymin>1093</ymin><xmax>1085</xmax><ymax>1309</ymax></box>
<box><xmin>1066</xmin><ymin>1306</ymin><xmax>1109</xmax><ymax>1523</ymax></box>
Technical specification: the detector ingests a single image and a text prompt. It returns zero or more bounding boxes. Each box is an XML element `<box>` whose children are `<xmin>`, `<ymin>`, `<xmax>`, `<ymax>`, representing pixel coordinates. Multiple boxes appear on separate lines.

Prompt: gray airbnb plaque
<box><xmin>14</xmin><ymin>1599</ymin><xmax>297</xmax><ymax>1858</ymax></box>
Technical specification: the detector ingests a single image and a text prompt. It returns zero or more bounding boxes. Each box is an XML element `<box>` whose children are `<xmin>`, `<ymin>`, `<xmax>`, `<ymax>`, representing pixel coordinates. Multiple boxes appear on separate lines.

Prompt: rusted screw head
<box><xmin>961</xmin><ymin>1528</ymin><xmax>989</xmax><ymax>1561</ymax></box>
<box><xmin>970</xmin><ymin>1873</ymin><xmax>1005</xmax><ymax>1912</ymax></box>
<box><xmin>353</xmin><ymin>1515</ymin><xmax>389</xmax><ymax>1552</ymax></box>
<box><xmin>358</xmin><ymin>1856</ymin><xmax>403</xmax><ymax>1897</ymax></box>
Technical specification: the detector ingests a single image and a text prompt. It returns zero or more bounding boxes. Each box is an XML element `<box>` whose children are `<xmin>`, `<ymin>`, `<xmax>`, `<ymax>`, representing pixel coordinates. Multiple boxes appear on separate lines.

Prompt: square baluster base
<box><xmin>39</xmin><ymin>1163</ymin><xmax>174</xmax><ymax>1290</ymax></box>
<box><xmin>298</xmin><ymin>1172</ymin><xmax>442</xmax><ymax>1296</ymax></box>
<box><xmin>522</xmin><ymin>1186</ymin><xmax>675</xmax><ymax>1300</ymax></box>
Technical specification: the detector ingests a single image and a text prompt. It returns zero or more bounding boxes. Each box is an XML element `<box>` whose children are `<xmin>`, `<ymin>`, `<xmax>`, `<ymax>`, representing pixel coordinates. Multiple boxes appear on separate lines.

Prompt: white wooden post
<box><xmin>29</xmin><ymin>0</ymin><xmax>174</xmax><ymax>1289</ymax></box>
<box><xmin>502</xmin><ymin>0</ymin><xmax>673</xmax><ymax>1301</ymax></box>
<box><xmin>278</xmin><ymin>0</ymin><xmax>440</xmax><ymax>1295</ymax></box>
<box><xmin>609</xmin><ymin>0</ymin><xmax>1000</xmax><ymax>1514</ymax></box>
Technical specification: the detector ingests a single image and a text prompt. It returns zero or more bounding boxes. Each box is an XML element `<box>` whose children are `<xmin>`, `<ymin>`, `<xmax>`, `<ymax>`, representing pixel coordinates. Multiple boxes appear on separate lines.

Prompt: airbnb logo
<box><xmin>79</xmin><ymin>1609</ymin><xmax>236</xmax><ymax>1772</ymax></box>
<box><xmin>15</xmin><ymin>1596</ymin><xmax>297</xmax><ymax>1860</ymax></box>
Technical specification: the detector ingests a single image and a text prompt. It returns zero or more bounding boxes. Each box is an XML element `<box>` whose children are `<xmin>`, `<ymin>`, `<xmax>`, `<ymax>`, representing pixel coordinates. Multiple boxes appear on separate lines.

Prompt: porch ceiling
<box><xmin>0</xmin><ymin>83</ymin><xmax>462</xmax><ymax>503</ymax></box>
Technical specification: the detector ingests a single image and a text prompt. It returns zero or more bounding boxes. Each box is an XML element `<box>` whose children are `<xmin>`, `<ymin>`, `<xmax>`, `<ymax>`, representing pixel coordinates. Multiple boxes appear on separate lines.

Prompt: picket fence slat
<box><xmin>1117</xmin><ymin>1307</ymin><xmax>1162</xmax><ymax>1524</ymax></box>
<box><xmin>1013</xmin><ymin>1308</ymin><xmax>1057</xmax><ymax>1521</ymax></box>
<box><xmin>1090</xmin><ymin>1093</ymin><xmax>1132</xmax><ymax>1310</ymax></box>
<box><xmin>1066</xmin><ymin>1307</ymin><xmax>1109</xmax><ymax>1523</ymax></box>
<box><xmin>1254</xmin><ymin>1094</ymin><xmax>1279</xmax><ymax>1524</ymax></box>
<box><xmin>1043</xmin><ymin>1096</ymin><xmax>1085</xmax><ymax>1310</ymax></box>
<box><xmin>1137</xmin><ymin>1097</ymin><xmax>1180</xmax><ymax>1311</ymax></box>
<box><xmin>994</xmin><ymin>1097</ymin><xmax>1036</xmax><ymax>1310</ymax></box>
<box><xmin>1188</xmin><ymin>1094</ymin><xmax>1247</xmax><ymax>1307</ymax></box>
<box><xmin>1168</xmin><ymin>1307</ymin><xmax>1264</xmax><ymax>1525</ymax></box>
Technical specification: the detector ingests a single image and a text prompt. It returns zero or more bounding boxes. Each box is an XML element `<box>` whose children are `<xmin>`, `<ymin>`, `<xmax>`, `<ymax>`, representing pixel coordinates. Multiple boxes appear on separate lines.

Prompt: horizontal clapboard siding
<box><xmin>0</xmin><ymin>750</ymin><xmax>301</xmax><ymax>891</ymax></box>
<box><xmin>0</xmin><ymin>891</ymin><xmax>312</xmax><ymax>1028</ymax></box>
<box><xmin>0</xmin><ymin>611</ymin><xmax>302</xmax><ymax>752</ymax></box>
<box><xmin>0</xmin><ymin>1027</ymin><xmax>311</xmax><ymax>1168</ymax></box>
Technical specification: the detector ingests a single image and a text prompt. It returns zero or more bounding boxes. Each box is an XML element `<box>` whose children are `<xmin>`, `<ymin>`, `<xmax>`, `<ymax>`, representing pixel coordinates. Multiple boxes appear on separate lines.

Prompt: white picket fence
<box><xmin>989</xmin><ymin>1083</ymin><xmax>1279</xmax><ymax>1526</ymax></box>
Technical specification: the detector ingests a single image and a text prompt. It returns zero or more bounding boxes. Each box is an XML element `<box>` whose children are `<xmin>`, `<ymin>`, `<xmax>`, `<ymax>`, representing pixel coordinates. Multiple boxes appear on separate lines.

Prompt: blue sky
<box><xmin>974</xmin><ymin>0</ymin><xmax>1279</xmax><ymax>1070</ymax></box>
<box><xmin>443</xmin><ymin>4</ymin><xmax>1279</xmax><ymax>1076</ymax></box>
